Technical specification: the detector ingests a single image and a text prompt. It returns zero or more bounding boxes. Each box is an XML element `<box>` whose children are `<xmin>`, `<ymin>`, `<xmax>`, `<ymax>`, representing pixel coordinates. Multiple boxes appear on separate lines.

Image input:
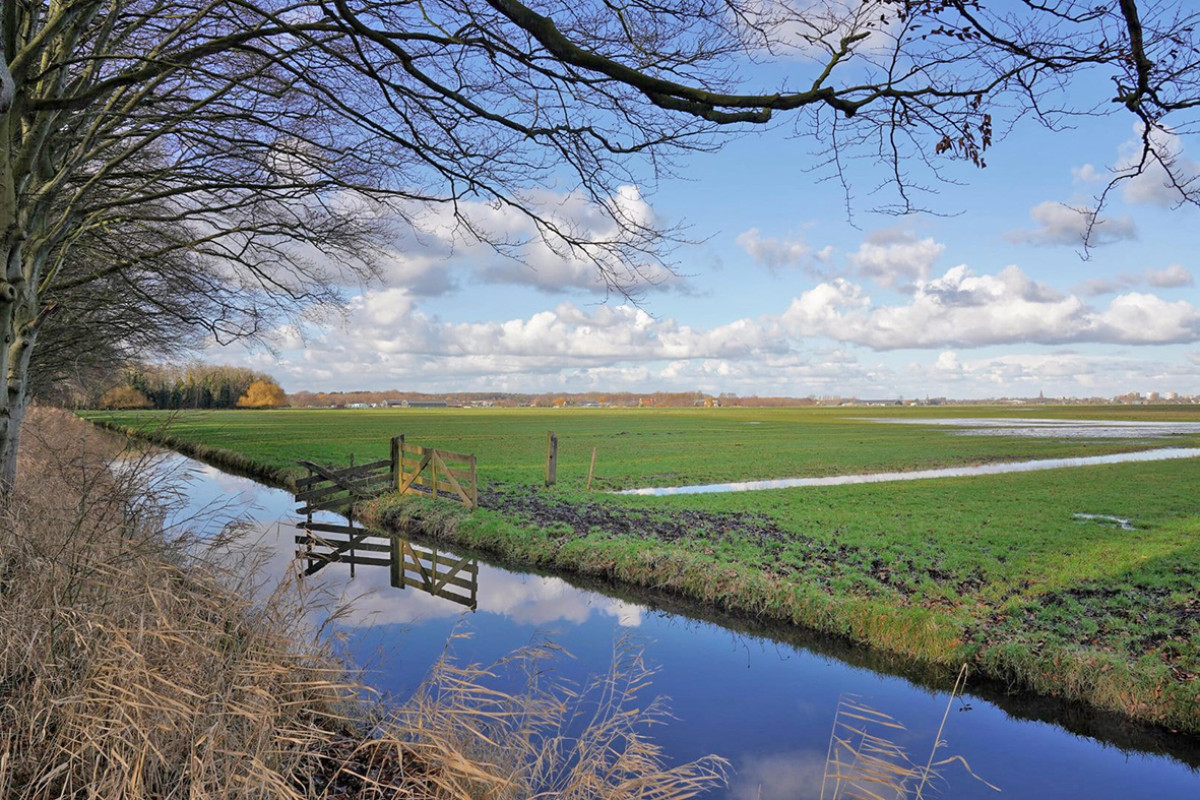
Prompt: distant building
<box><xmin>392</xmin><ymin>399</ymin><xmax>448</xmax><ymax>408</ymax></box>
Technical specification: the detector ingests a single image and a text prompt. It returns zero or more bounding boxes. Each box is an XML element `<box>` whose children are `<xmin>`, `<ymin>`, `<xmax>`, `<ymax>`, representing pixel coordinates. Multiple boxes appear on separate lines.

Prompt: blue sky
<box><xmin>217</xmin><ymin>43</ymin><xmax>1200</xmax><ymax>400</ymax></box>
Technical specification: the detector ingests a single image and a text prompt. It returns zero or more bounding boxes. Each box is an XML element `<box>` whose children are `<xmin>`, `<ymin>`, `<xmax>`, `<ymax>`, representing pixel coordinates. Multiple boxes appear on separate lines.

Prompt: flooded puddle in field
<box><xmin>617</xmin><ymin>447</ymin><xmax>1200</xmax><ymax>496</ymax></box>
<box><xmin>160</xmin><ymin>451</ymin><xmax>1200</xmax><ymax>799</ymax></box>
<box><xmin>1074</xmin><ymin>513</ymin><xmax>1136</xmax><ymax>530</ymax></box>
<box><xmin>859</xmin><ymin>417</ymin><xmax>1200</xmax><ymax>439</ymax></box>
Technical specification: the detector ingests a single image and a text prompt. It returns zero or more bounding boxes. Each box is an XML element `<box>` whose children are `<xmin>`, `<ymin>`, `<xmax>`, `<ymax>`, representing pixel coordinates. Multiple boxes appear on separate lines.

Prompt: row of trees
<box><xmin>3</xmin><ymin>1</ymin><xmax>1199</xmax><ymax>490</ymax></box>
<box><xmin>95</xmin><ymin>366</ymin><xmax>287</xmax><ymax>410</ymax></box>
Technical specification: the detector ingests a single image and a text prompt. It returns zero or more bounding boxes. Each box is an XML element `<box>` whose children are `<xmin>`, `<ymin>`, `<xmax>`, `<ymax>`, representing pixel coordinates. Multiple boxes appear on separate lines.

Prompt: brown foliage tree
<box><xmin>236</xmin><ymin>380</ymin><xmax>288</xmax><ymax>409</ymax></box>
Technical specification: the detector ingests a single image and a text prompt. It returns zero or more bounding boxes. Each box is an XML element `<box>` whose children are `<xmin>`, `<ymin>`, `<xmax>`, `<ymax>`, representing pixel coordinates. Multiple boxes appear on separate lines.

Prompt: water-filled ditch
<box><xmin>171</xmin><ymin>452</ymin><xmax>1200</xmax><ymax>799</ymax></box>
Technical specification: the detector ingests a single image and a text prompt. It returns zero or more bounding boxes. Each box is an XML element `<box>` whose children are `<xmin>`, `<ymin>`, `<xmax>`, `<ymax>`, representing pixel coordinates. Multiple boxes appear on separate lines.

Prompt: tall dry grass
<box><xmin>0</xmin><ymin>409</ymin><xmax>725</xmax><ymax>799</ymax></box>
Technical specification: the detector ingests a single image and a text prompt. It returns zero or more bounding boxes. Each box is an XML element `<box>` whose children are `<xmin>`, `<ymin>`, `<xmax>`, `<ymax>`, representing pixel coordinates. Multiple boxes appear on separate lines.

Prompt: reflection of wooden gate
<box><xmin>392</xmin><ymin>435</ymin><xmax>478</xmax><ymax>509</ymax></box>
<box><xmin>294</xmin><ymin>524</ymin><xmax>478</xmax><ymax>610</ymax></box>
<box><xmin>390</xmin><ymin>538</ymin><xmax>478</xmax><ymax>609</ymax></box>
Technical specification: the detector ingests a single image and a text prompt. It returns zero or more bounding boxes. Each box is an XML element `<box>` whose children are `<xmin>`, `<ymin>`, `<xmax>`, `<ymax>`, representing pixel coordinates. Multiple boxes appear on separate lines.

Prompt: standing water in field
<box><xmin>168</xmin><ymin>452</ymin><xmax>1200</xmax><ymax>800</ymax></box>
<box><xmin>617</xmin><ymin>447</ymin><xmax>1200</xmax><ymax>496</ymax></box>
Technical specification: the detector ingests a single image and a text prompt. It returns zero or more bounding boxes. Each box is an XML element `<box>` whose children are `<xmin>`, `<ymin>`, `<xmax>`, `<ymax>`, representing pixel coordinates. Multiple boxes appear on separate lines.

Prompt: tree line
<box><xmin>95</xmin><ymin>365</ymin><xmax>286</xmax><ymax>410</ymax></box>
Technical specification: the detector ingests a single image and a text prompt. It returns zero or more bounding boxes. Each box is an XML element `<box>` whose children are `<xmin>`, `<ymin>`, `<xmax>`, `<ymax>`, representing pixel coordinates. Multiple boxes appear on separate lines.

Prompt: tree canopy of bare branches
<box><xmin>1</xmin><ymin>0</ymin><xmax>1198</xmax><ymax>488</ymax></box>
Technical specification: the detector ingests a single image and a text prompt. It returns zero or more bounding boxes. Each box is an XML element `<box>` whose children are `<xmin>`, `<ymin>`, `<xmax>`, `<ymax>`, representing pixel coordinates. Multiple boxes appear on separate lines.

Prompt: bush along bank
<box><xmin>360</xmin><ymin>489</ymin><xmax>1200</xmax><ymax>737</ymax></box>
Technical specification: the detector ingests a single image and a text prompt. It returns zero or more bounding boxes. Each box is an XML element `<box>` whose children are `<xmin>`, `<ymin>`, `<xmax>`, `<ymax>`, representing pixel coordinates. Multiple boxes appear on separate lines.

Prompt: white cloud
<box><xmin>218</xmin><ymin>268</ymin><xmax>1200</xmax><ymax>398</ymax></box>
<box><xmin>1146</xmin><ymin>263</ymin><xmax>1194</xmax><ymax>288</ymax></box>
<box><xmin>736</xmin><ymin>228</ymin><xmax>812</xmax><ymax>269</ymax></box>
<box><xmin>368</xmin><ymin>185</ymin><xmax>682</xmax><ymax>297</ymax></box>
<box><xmin>1005</xmin><ymin>201</ymin><xmax>1136</xmax><ymax>246</ymax></box>
<box><xmin>933</xmin><ymin>350</ymin><xmax>962</xmax><ymax>373</ymax></box>
<box><xmin>739</xmin><ymin>0</ymin><xmax>900</xmax><ymax>60</ymax></box>
<box><xmin>729</xmin><ymin>750</ymin><xmax>826</xmax><ymax>800</ymax></box>
<box><xmin>847</xmin><ymin>227</ymin><xmax>944</xmax><ymax>288</ymax></box>
<box><xmin>781</xmin><ymin>266</ymin><xmax>1200</xmax><ymax>349</ymax></box>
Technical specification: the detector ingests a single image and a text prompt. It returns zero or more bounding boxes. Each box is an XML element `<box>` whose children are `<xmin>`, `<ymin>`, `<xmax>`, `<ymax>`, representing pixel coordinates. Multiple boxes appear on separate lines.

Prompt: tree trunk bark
<box><xmin>0</xmin><ymin>98</ymin><xmax>23</xmax><ymax>497</ymax></box>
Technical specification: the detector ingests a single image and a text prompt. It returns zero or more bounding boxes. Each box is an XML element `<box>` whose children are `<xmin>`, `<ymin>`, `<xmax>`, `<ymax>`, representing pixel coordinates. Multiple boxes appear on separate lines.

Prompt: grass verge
<box><xmin>1</xmin><ymin>409</ymin><xmax>725</xmax><ymax>799</ymax></box>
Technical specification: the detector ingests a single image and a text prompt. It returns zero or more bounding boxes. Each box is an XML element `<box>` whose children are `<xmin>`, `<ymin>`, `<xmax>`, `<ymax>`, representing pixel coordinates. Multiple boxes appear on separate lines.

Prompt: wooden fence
<box><xmin>294</xmin><ymin>458</ymin><xmax>393</xmax><ymax>515</ymax></box>
<box><xmin>294</xmin><ymin>524</ymin><xmax>479</xmax><ymax>610</ymax></box>
<box><xmin>392</xmin><ymin>435</ymin><xmax>478</xmax><ymax>509</ymax></box>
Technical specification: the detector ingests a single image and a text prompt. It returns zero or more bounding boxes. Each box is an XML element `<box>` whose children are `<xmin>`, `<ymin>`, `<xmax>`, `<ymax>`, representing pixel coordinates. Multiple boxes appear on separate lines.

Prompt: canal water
<box><xmin>170</xmin><ymin>454</ymin><xmax>1200</xmax><ymax>800</ymax></box>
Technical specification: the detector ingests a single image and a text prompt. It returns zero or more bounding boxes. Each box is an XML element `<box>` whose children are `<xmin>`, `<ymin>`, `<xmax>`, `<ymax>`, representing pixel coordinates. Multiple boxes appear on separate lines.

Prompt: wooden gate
<box><xmin>294</xmin><ymin>525</ymin><xmax>478</xmax><ymax>610</ymax></box>
<box><xmin>294</xmin><ymin>458</ymin><xmax>392</xmax><ymax>515</ymax></box>
<box><xmin>392</xmin><ymin>435</ymin><xmax>478</xmax><ymax>509</ymax></box>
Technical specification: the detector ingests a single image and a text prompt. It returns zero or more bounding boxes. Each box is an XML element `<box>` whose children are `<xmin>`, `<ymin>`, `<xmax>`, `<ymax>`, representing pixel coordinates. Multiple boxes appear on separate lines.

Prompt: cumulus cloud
<box><xmin>219</xmin><ymin>264</ymin><xmax>1200</xmax><ymax>398</ymax></box>
<box><xmin>847</xmin><ymin>227</ymin><xmax>944</xmax><ymax>289</ymax></box>
<box><xmin>781</xmin><ymin>265</ymin><xmax>1200</xmax><ymax>349</ymax></box>
<box><xmin>1146</xmin><ymin>263</ymin><xmax>1194</xmax><ymax>288</ymax></box>
<box><xmin>1005</xmin><ymin>201</ymin><xmax>1136</xmax><ymax>246</ymax></box>
<box><xmin>736</xmin><ymin>228</ymin><xmax>813</xmax><ymax>269</ymax></box>
<box><xmin>369</xmin><ymin>185</ymin><xmax>683</xmax><ymax>297</ymax></box>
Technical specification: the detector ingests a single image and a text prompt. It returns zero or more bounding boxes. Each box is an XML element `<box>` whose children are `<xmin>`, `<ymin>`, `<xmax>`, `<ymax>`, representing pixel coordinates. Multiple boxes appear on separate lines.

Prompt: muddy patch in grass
<box><xmin>481</xmin><ymin>490</ymin><xmax>970</xmax><ymax>600</ymax></box>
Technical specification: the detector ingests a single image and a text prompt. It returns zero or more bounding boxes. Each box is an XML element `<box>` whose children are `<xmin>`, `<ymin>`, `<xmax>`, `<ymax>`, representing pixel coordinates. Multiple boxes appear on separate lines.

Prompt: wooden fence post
<box><xmin>390</xmin><ymin>435</ymin><xmax>403</xmax><ymax>491</ymax></box>
<box><xmin>545</xmin><ymin>431</ymin><xmax>558</xmax><ymax>487</ymax></box>
<box><xmin>587</xmin><ymin>447</ymin><xmax>597</xmax><ymax>491</ymax></box>
<box><xmin>469</xmin><ymin>453</ymin><xmax>478</xmax><ymax>510</ymax></box>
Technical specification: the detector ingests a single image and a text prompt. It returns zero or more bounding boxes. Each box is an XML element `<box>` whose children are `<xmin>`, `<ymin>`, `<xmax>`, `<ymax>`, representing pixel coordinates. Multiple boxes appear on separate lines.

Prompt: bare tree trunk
<box><xmin>0</xmin><ymin>105</ymin><xmax>22</xmax><ymax>495</ymax></box>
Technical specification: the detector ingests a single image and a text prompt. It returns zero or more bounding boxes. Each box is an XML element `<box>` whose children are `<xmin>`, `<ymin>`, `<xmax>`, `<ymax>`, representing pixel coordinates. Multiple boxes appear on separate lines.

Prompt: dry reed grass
<box><xmin>0</xmin><ymin>409</ymin><xmax>725</xmax><ymax>799</ymax></box>
<box><xmin>820</xmin><ymin>666</ymin><xmax>997</xmax><ymax>800</ymax></box>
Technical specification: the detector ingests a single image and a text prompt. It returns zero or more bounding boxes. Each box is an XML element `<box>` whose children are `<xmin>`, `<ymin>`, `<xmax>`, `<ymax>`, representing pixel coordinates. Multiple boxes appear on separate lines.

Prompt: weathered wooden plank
<box><xmin>406</xmin><ymin>548</ymin><xmax>475</xmax><ymax>569</ymax></box>
<box><xmin>294</xmin><ymin>460</ymin><xmax>390</xmax><ymax>488</ymax></box>
<box><xmin>293</xmin><ymin>521</ymin><xmax>360</xmax><ymax>536</ymax></box>
<box><xmin>425</xmin><ymin>448</ymin><xmax>475</xmax><ymax>465</ymax></box>
<box><xmin>305</xmin><ymin>552</ymin><xmax>391</xmax><ymax>570</ymax></box>
<box><xmin>399</xmin><ymin>459</ymin><xmax>472</xmax><ymax>480</ymax></box>
<box><xmin>397</xmin><ymin>575</ymin><xmax>475</xmax><ymax>604</ymax></box>
<box><xmin>398</xmin><ymin>473</ymin><xmax>473</xmax><ymax>491</ymax></box>
<box><xmin>295</xmin><ymin>474</ymin><xmax>391</xmax><ymax>502</ymax></box>
<box><xmin>296</xmin><ymin>462</ymin><xmax>386</xmax><ymax>489</ymax></box>
<box><xmin>398</xmin><ymin>451</ymin><xmax>433</xmax><ymax>494</ymax></box>
<box><xmin>296</xmin><ymin>494</ymin><xmax>360</xmax><ymax>514</ymax></box>
<box><xmin>294</xmin><ymin>535</ymin><xmax>392</xmax><ymax>554</ymax></box>
<box><xmin>432</xmin><ymin>555</ymin><xmax>472</xmax><ymax>592</ymax></box>
<box><xmin>432</xmin><ymin>452</ymin><xmax>471</xmax><ymax>506</ymax></box>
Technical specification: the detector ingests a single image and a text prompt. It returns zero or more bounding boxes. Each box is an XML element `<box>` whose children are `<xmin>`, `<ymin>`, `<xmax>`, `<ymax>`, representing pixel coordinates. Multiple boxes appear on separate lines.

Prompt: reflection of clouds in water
<box><xmin>214</xmin><ymin>516</ymin><xmax>647</xmax><ymax>631</ymax></box>
<box><xmin>728</xmin><ymin>750</ymin><xmax>826</xmax><ymax>800</ymax></box>
<box><xmin>338</xmin><ymin>562</ymin><xmax>646</xmax><ymax>629</ymax></box>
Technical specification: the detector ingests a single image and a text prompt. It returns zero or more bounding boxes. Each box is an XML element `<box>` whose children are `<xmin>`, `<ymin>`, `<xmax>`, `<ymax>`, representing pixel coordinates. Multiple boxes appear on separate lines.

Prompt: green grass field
<box><xmin>83</xmin><ymin>405</ymin><xmax>1200</xmax><ymax>732</ymax></box>
<box><xmin>81</xmin><ymin>404</ymin><xmax>1200</xmax><ymax>489</ymax></box>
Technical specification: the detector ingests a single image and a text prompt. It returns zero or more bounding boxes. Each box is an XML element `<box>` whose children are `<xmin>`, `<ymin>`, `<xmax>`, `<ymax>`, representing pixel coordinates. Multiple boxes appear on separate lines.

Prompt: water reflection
<box><xmin>297</xmin><ymin>523</ymin><xmax>480</xmax><ymax>610</ymax></box>
<box><xmin>164</xmin><ymin>455</ymin><xmax>1200</xmax><ymax>800</ymax></box>
<box><xmin>619</xmin><ymin>447</ymin><xmax>1200</xmax><ymax>496</ymax></box>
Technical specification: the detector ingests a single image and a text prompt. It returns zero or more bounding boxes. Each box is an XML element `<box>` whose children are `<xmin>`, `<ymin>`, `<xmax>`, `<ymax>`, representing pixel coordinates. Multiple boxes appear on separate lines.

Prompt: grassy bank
<box><xmin>83</xmin><ymin>406</ymin><xmax>1200</xmax><ymax>734</ymax></box>
<box><xmin>2</xmin><ymin>409</ymin><xmax>723</xmax><ymax>799</ymax></box>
